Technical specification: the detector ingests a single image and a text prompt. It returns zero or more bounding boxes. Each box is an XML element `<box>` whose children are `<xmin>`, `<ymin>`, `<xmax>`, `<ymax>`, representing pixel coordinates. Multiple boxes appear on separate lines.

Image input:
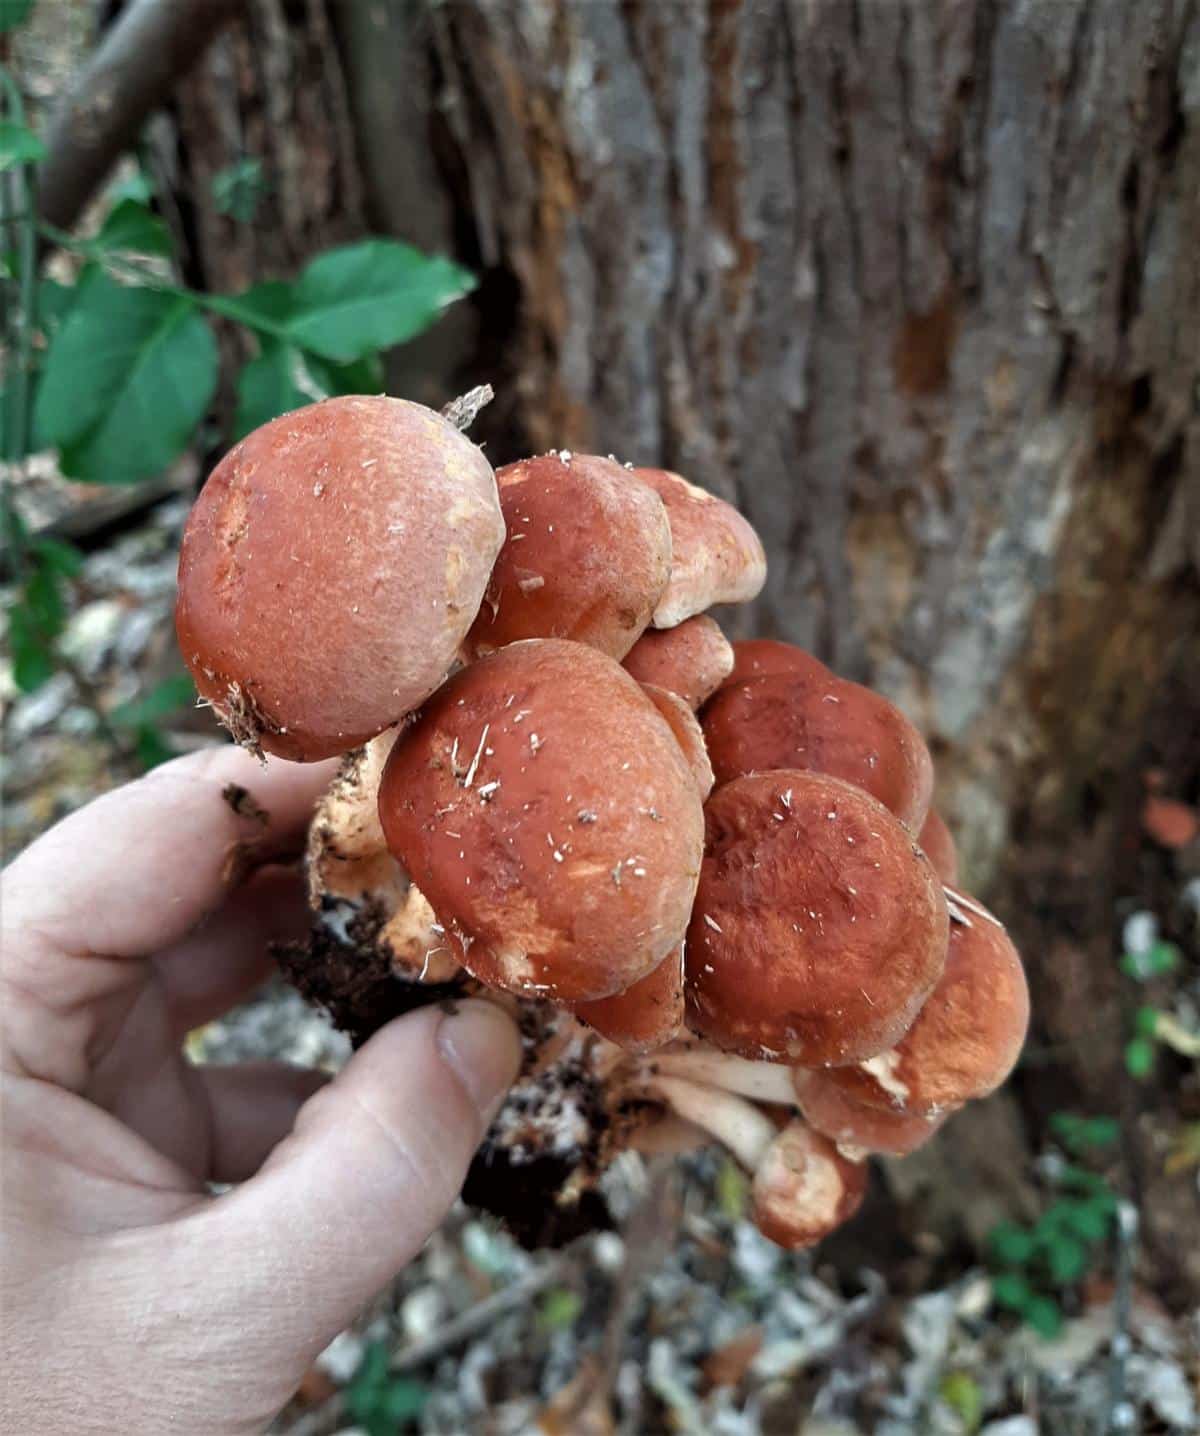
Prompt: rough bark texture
<box><xmin>421</xmin><ymin>0</ymin><xmax>1200</xmax><ymax>1300</ymax></box>
<box><xmin>172</xmin><ymin>0</ymin><xmax>1200</xmax><ymax>1300</ymax></box>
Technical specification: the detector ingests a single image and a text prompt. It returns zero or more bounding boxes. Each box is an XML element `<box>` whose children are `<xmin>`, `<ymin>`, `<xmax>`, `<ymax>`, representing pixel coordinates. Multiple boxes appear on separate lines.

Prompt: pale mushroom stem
<box><xmin>645</xmin><ymin>1048</ymin><xmax>798</xmax><ymax>1105</ymax></box>
<box><xmin>640</xmin><ymin>1072</ymin><xmax>778</xmax><ymax>1172</ymax></box>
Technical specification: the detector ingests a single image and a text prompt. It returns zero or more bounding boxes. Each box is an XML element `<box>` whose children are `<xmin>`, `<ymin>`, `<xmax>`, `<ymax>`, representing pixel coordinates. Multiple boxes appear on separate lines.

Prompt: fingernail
<box><xmin>437</xmin><ymin>999</ymin><xmax>522</xmax><ymax>1123</ymax></box>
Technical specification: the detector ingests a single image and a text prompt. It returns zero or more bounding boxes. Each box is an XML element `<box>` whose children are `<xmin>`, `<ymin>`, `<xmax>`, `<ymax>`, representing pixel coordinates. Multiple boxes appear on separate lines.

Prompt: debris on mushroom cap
<box><xmin>685</xmin><ymin>771</ymin><xmax>949</xmax><ymax>1066</ymax></box>
<box><xmin>701</xmin><ymin>669</ymin><xmax>935</xmax><ymax>830</ymax></box>
<box><xmin>793</xmin><ymin>1069</ymin><xmax>951</xmax><ymax>1157</ymax></box>
<box><xmin>622</xmin><ymin>615</ymin><xmax>734</xmax><ymax>708</ymax></box>
<box><xmin>918</xmin><ymin>809</ymin><xmax>960</xmax><ymax>885</ymax></box>
<box><xmin>463</xmin><ymin>454</ymin><xmax>672</xmax><ymax>662</ymax></box>
<box><xmin>823</xmin><ymin>887</ymin><xmax>1030</xmax><ymax>1116</ymax></box>
<box><xmin>572</xmin><ymin>943</ymin><xmax>685</xmax><ymax>1052</ymax></box>
<box><xmin>639</xmin><ymin>684</ymin><xmax>715</xmax><ymax>799</ymax></box>
<box><xmin>306</xmin><ymin>730</ymin><xmax>458</xmax><ymax>982</ymax></box>
<box><xmin>727</xmin><ymin>638</ymin><xmax>832</xmax><ymax>686</ymax></box>
<box><xmin>176</xmin><ymin>396</ymin><xmax>505</xmax><ymax>760</ymax></box>
<box><xmin>631</xmin><ymin>467</ymin><xmax>767</xmax><ymax>629</ymax></box>
<box><xmin>378</xmin><ymin>639</ymin><xmax>705</xmax><ymax>1003</ymax></box>
<box><xmin>751</xmin><ymin>1120</ymin><xmax>868</xmax><ymax>1250</ymax></box>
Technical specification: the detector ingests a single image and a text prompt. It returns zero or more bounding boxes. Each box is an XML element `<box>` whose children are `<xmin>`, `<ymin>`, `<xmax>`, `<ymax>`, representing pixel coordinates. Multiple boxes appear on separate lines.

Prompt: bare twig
<box><xmin>37</xmin><ymin>0</ymin><xmax>240</xmax><ymax>231</ymax></box>
<box><xmin>390</xmin><ymin>1252</ymin><xmax>572</xmax><ymax>1372</ymax></box>
<box><xmin>441</xmin><ymin>385</ymin><xmax>494</xmax><ymax>434</ymax></box>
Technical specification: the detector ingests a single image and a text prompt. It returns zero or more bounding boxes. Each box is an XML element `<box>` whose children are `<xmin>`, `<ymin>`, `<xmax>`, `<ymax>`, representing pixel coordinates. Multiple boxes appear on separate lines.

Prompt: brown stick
<box><xmin>37</xmin><ymin>0</ymin><xmax>241</xmax><ymax>231</ymax></box>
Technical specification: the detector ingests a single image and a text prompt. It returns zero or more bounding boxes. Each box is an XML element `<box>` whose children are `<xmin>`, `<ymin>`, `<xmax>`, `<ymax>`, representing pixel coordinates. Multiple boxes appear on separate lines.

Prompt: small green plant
<box><xmin>938</xmin><ymin>1369</ymin><xmax>984</xmax><ymax>1434</ymax></box>
<box><xmin>344</xmin><ymin>1342</ymin><xmax>428</xmax><ymax>1436</ymax></box>
<box><xmin>536</xmin><ymin>1284</ymin><xmax>583</xmax><ymax>1332</ymax></box>
<box><xmin>2</xmin><ymin>23</ymin><xmax>472</xmax><ymax>764</ymax></box>
<box><xmin>986</xmin><ymin>1115</ymin><xmax>1119</xmax><ymax>1339</ymax></box>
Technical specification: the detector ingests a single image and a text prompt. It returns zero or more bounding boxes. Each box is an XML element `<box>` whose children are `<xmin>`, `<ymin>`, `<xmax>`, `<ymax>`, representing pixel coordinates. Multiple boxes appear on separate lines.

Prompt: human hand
<box><xmin>1</xmin><ymin>746</ymin><xmax>521</xmax><ymax>1435</ymax></box>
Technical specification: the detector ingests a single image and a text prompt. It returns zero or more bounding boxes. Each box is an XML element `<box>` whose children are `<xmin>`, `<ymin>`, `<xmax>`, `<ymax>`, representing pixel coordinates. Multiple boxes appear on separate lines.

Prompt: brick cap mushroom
<box><xmin>463</xmin><ymin>453</ymin><xmax>672</xmax><ymax>661</ymax></box>
<box><xmin>793</xmin><ymin>1069</ymin><xmax>950</xmax><ymax>1158</ymax></box>
<box><xmin>632</xmin><ymin>467</ymin><xmax>766</xmax><ymax>628</ymax></box>
<box><xmin>176</xmin><ymin>395</ymin><xmax>504</xmax><ymax>760</ymax></box>
<box><xmin>823</xmin><ymin>887</ymin><xmax>1030</xmax><ymax>1116</ymax></box>
<box><xmin>623</xmin><ymin>615</ymin><xmax>734</xmax><ymax>709</ymax></box>
<box><xmin>727</xmin><ymin>638</ymin><xmax>832</xmax><ymax>686</ymax></box>
<box><xmin>378</xmin><ymin>639</ymin><xmax>704</xmax><ymax>1002</ymax></box>
<box><xmin>701</xmin><ymin>668</ymin><xmax>935</xmax><ymax>830</ymax></box>
<box><xmin>917</xmin><ymin>810</ymin><xmax>960</xmax><ymax>885</ymax></box>
<box><xmin>572</xmin><ymin>944</ymin><xmax>685</xmax><ymax>1052</ymax></box>
<box><xmin>640</xmin><ymin>684</ymin><xmax>715</xmax><ymax>799</ymax></box>
<box><xmin>686</xmin><ymin>771</ymin><xmax>949</xmax><ymax>1065</ymax></box>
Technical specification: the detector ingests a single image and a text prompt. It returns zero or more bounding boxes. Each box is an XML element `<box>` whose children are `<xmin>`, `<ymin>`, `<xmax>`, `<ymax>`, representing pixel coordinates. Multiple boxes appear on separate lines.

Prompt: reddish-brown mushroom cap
<box><xmin>701</xmin><ymin>670</ymin><xmax>935</xmax><ymax>830</ymax></box>
<box><xmin>751</xmin><ymin>1121</ymin><xmax>868</xmax><ymax>1249</ymax></box>
<box><xmin>823</xmin><ymin>888</ymin><xmax>1030</xmax><ymax>1115</ymax></box>
<box><xmin>918</xmin><ymin>810</ymin><xmax>960</xmax><ymax>885</ymax></box>
<box><xmin>632</xmin><ymin>468</ymin><xmax>766</xmax><ymax>628</ymax></box>
<box><xmin>176</xmin><ymin>396</ymin><xmax>504</xmax><ymax>760</ymax></box>
<box><xmin>572</xmin><ymin>943</ymin><xmax>685</xmax><ymax>1052</ymax></box>
<box><xmin>793</xmin><ymin>1070</ymin><xmax>951</xmax><ymax>1157</ymax></box>
<box><xmin>622</xmin><ymin>615</ymin><xmax>733</xmax><ymax>709</ymax></box>
<box><xmin>379</xmin><ymin>639</ymin><xmax>704</xmax><ymax>1002</ymax></box>
<box><xmin>463</xmin><ymin>453</ymin><xmax>672</xmax><ymax>661</ymax></box>
<box><xmin>726</xmin><ymin>638</ymin><xmax>831</xmax><ymax>687</ymax></box>
<box><xmin>640</xmin><ymin>684</ymin><xmax>715</xmax><ymax>799</ymax></box>
<box><xmin>685</xmin><ymin>771</ymin><xmax>948</xmax><ymax>1065</ymax></box>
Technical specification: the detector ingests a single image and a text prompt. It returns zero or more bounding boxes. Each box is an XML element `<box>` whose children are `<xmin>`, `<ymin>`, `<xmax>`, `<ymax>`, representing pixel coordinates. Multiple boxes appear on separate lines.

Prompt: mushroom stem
<box><xmin>640</xmin><ymin>1072</ymin><xmax>777</xmax><ymax>1172</ymax></box>
<box><xmin>646</xmin><ymin>1049</ymin><xmax>797</xmax><ymax>1105</ymax></box>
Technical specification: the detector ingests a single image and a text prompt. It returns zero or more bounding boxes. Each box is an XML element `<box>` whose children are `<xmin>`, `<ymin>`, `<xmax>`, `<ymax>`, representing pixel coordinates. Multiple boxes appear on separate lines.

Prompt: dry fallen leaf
<box><xmin>702</xmin><ymin>1325</ymin><xmax>764</xmax><ymax>1389</ymax></box>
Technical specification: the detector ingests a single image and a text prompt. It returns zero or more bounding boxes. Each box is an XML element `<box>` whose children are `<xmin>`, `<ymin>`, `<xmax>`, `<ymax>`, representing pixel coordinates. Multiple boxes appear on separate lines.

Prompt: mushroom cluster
<box><xmin>176</xmin><ymin>394</ymin><xmax>1030</xmax><ymax>1251</ymax></box>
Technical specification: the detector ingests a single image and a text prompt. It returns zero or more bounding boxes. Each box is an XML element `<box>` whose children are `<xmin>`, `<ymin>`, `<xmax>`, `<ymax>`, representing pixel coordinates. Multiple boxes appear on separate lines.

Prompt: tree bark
<box><xmin>427</xmin><ymin>0</ymin><xmax>1200</xmax><ymax>1303</ymax></box>
<box><xmin>172</xmin><ymin>0</ymin><xmax>1200</xmax><ymax>1299</ymax></box>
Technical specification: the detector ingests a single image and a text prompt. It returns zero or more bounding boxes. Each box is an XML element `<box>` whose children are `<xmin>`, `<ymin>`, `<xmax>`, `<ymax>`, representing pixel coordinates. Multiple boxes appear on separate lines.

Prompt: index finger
<box><xmin>1</xmin><ymin>744</ymin><xmax>338</xmax><ymax>1083</ymax></box>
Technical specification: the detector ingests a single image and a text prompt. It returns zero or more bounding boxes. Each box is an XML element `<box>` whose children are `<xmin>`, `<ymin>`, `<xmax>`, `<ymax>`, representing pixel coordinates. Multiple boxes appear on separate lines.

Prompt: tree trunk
<box><xmin>175</xmin><ymin>0</ymin><xmax>1200</xmax><ymax>1301</ymax></box>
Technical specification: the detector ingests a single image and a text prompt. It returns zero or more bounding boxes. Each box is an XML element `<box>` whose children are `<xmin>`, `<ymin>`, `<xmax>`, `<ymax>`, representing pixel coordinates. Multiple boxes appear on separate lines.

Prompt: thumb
<box><xmin>205</xmin><ymin>998</ymin><xmax>520</xmax><ymax>1352</ymax></box>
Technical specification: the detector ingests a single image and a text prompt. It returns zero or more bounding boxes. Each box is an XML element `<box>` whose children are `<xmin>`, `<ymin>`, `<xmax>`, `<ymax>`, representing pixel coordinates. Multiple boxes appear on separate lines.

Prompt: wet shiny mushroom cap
<box><xmin>176</xmin><ymin>395</ymin><xmax>504</xmax><ymax>760</ymax></box>
<box><xmin>463</xmin><ymin>453</ymin><xmax>672</xmax><ymax>661</ymax></box>
<box><xmin>686</xmin><ymin>771</ymin><xmax>948</xmax><ymax>1065</ymax></box>
<box><xmin>378</xmin><ymin>639</ymin><xmax>704</xmax><ymax>1003</ymax></box>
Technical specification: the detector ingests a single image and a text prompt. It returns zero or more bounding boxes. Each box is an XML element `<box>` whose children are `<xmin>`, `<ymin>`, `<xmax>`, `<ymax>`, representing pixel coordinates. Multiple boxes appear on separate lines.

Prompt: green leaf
<box><xmin>305</xmin><ymin>350</ymin><xmax>385</xmax><ymax>397</ymax></box>
<box><xmin>283</xmin><ymin>239</ymin><xmax>474</xmax><ymax>362</ymax></box>
<box><xmin>1049</xmin><ymin>1113</ymin><xmax>1119</xmax><ymax>1155</ymax></box>
<box><xmin>939</xmin><ymin>1370</ymin><xmax>984</xmax><ymax>1434</ymax></box>
<box><xmin>212</xmin><ymin>279</ymin><xmax>295</xmax><ymax>335</ymax></box>
<box><xmin>36</xmin><ymin>278</ymin><xmax>77</xmax><ymax>333</ymax></box>
<box><xmin>1059</xmin><ymin>1198</ymin><xmax>1112</xmax><ymax>1244</ymax></box>
<box><xmin>109</xmin><ymin>170</ymin><xmax>153</xmax><ymax>206</ymax></box>
<box><xmin>8</xmin><ymin>602</ymin><xmax>55</xmax><ymax>692</ymax></box>
<box><xmin>34</xmin><ymin>273</ymin><xmax>218</xmax><ymax>483</ymax></box>
<box><xmin>0</xmin><ymin>119</ymin><xmax>45</xmax><ymax>172</ymax></box>
<box><xmin>1045</xmin><ymin>1234</ymin><xmax>1089</xmax><ymax>1286</ymax></box>
<box><xmin>233</xmin><ymin>341</ymin><xmax>314</xmax><ymax>439</ymax></box>
<box><xmin>991</xmin><ymin>1271</ymin><xmax>1034</xmax><ymax>1311</ymax></box>
<box><xmin>988</xmin><ymin>1222</ymin><xmax>1036</xmax><ymax>1267</ymax></box>
<box><xmin>24</xmin><ymin>563</ymin><xmax>65</xmax><ymax>632</ymax></box>
<box><xmin>346</xmin><ymin>1343</ymin><xmax>427</xmax><ymax>1436</ymax></box>
<box><xmin>212</xmin><ymin>157</ymin><xmax>268</xmax><ymax>223</ymax></box>
<box><xmin>30</xmin><ymin>534</ymin><xmax>83</xmax><ymax>576</ymax></box>
<box><xmin>1023</xmin><ymin>1295</ymin><xmax>1064</xmax><ymax>1339</ymax></box>
<box><xmin>110</xmin><ymin>675</ymin><xmax>196</xmax><ymax>728</ymax></box>
<box><xmin>537</xmin><ymin>1286</ymin><xmax>582</xmax><ymax>1331</ymax></box>
<box><xmin>716</xmin><ymin>1155</ymin><xmax>749</xmax><ymax>1221</ymax></box>
<box><xmin>93</xmin><ymin>199</ymin><xmax>172</xmax><ymax>257</ymax></box>
<box><xmin>0</xmin><ymin>0</ymin><xmax>36</xmax><ymax>35</ymax></box>
<box><xmin>133</xmin><ymin>723</ymin><xmax>175</xmax><ymax>770</ymax></box>
<box><xmin>1134</xmin><ymin>1006</ymin><xmax>1162</xmax><ymax>1038</ymax></box>
<box><xmin>1125</xmin><ymin>1036</ymin><xmax>1156</xmax><ymax>1080</ymax></box>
